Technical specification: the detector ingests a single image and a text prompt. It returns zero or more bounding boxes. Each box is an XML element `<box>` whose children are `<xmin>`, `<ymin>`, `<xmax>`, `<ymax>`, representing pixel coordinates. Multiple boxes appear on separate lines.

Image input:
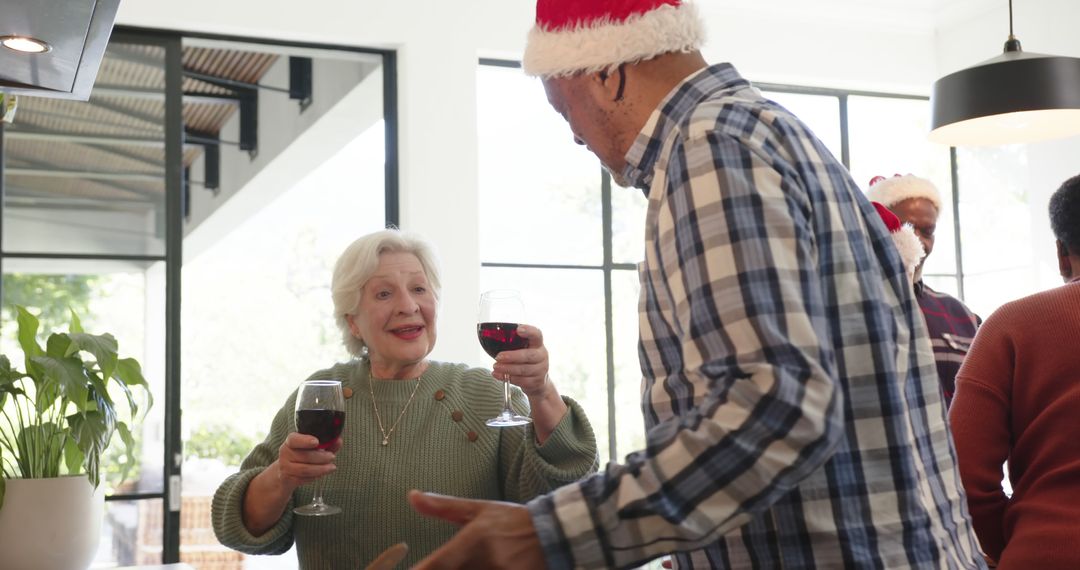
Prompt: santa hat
<box><xmin>865</xmin><ymin>174</ymin><xmax>943</xmax><ymax>211</ymax></box>
<box><xmin>523</xmin><ymin>0</ymin><xmax>705</xmax><ymax>78</ymax></box>
<box><xmin>872</xmin><ymin>201</ymin><xmax>925</xmax><ymax>278</ymax></box>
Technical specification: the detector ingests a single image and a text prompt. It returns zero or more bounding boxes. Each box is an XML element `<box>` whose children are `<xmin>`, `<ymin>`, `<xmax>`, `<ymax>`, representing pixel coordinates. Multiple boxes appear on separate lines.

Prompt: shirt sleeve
<box><xmin>529</xmin><ymin>132</ymin><xmax>845</xmax><ymax>568</ymax></box>
<box><xmin>211</xmin><ymin>395</ymin><xmax>297</xmax><ymax>555</ymax></box>
<box><xmin>949</xmin><ymin>313</ymin><xmax>1013</xmax><ymax>561</ymax></box>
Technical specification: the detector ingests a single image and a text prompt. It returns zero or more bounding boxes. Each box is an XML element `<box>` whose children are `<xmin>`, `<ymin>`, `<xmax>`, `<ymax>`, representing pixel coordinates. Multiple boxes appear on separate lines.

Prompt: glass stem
<box><xmin>503</xmin><ymin>376</ymin><xmax>513</xmax><ymax>415</ymax></box>
<box><xmin>311</xmin><ymin>479</ymin><xmax>325</xmax><ymax>507</ymax></box>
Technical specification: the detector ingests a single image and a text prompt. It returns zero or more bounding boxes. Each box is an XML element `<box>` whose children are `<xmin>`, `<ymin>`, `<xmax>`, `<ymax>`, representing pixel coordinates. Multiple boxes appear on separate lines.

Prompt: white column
<box><xmin>395</xmin><ymin>39</ymin><xmax>481</xmax><ymax>363</ymax></box>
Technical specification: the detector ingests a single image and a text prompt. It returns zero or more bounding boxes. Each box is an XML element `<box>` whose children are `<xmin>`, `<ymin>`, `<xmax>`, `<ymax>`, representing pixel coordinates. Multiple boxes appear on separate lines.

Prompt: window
<box><xmin>846</xmin><ymin>95</ymin><xmax>957</xmax><ymax>296</ymax></box>
<box><xmin>1</xmin><ymin>35</ymin><xmax>173</xmax><ymax>568</ymax></box>
<box><xmin>955</xmin><ymin>145</ymin><xmax>1063</xmax><ymax>317</ymax></box>
<box><xmin>477</xmin><ymin>62</ymin><xmax>646</xmax><ymax>462</ymax></box>
<box><xmin>0</xmin><ymin>29</ymin><xmax>397</xmax><ymax>566</ymax></box>
<box><xmin>478</xmin><ymin>63</ymin><xmax>972</xmax><ymax>469</ymax></box>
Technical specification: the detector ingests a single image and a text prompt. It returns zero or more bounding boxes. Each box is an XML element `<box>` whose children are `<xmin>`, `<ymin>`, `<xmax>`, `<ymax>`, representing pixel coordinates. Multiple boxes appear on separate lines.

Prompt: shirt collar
<box><xmin>621</xmin><ymin>63</ymin><xmax>753</xmax><ymax>193</ymax></box>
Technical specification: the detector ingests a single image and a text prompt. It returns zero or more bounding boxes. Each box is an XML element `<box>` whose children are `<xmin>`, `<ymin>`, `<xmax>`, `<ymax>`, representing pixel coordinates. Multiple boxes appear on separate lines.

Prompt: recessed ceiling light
<box><xmin>0</xmin><ymin>35</ymin><xmax>52</xmax><ymax>54</ymax></box>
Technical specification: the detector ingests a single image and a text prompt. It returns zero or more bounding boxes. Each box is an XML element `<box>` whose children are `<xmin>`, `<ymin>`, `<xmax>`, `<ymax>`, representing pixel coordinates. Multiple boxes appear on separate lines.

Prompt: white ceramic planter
<box><xmin>0</xmin><ymin>475</ymin><xmax>104</xmax><ymax>570</ymax></box>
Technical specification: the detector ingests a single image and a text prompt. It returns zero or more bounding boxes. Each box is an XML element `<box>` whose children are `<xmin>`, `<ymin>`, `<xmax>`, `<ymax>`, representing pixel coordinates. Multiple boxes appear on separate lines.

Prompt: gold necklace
<box><xmin>368</xmin><ymin>372</ymin><xmax>422</xmax><ymax>446</ymax></box>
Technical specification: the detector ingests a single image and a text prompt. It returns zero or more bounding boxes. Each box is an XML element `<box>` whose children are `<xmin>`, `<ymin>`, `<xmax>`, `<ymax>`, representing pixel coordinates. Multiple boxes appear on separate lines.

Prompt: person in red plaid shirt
<box><xmin>867</xmin><ymin>174</ymin><xmax>981</xmax><ymax>407</ymax></box>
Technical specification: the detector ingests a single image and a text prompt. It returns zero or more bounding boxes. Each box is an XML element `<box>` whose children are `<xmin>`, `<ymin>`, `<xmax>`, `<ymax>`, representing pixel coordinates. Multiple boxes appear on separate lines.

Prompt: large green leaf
<box><xmin>67</xmin><ymin>410</ymin><xmax>112</xmax><ymax>489</ymax></box>
<box><xmin>45</xmin><ymin>332</ymin><xmax>72</xmax><ymax>358</ymax></box>
<box><xmin>0</xmin><ymin>355</ymin><xmax>26</xmax><ymax>409</ymax></box>
<box><xmin>15</xmin><ymin>306</ymin><xmax>43</xmax><ymax>377</ymax></box>
<box><xmin>32</xmin><ymin>354</ymin><xmax>89</xmax><ymax>409</ymax></box>
<box><xmin>86</xmin><ymin>369</ymin><xmax>117</xmax><ymax>414</ymax></box>
<box><xmin>111</xmin><ymin>377</ymin><xmax>138</xmax><ymax>418</ymax></box>
<box><xmin>0</xmin><ymin>355</ymin><xmax>25</xmax><ymax>386</ymax></box>
<box><xmin>116</xmin><ymin>358</ymin><xmax>152</xmax><ymax>412</ymax></box>
<box><xmin>67</xmin><ymin>332</ymin><xmax>118</xmax><ymax>382</ymax></box>
<box><xmin>87</xmin><ymin>375</ymin><xmax>118</xmax><ymax>434</ymax></box>
<box><xmin>63</xmin><ymin>436</ymin><xmax>85</xmax><ymax>475</ymax></box>
<box><xmin>69</xmin><ymin>308</ymin><xmax>85</xmax><ymax>334</ymax></box>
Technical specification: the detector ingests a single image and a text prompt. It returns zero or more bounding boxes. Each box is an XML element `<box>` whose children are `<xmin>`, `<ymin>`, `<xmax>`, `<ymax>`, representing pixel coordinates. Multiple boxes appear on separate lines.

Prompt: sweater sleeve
<box><xmin>949</xmin><ymin>312</ymin><xmax>1014</xmax><ymax>561</ymax></box>
<box><xmin>211</xmin><ymin>394</ymin><xmax>298</xmax><ymax>555</ymax></box>
<box><xmin>499</xmin><ymin>390</ymin><xmax>600</xmax><ymax>503</ymax></box>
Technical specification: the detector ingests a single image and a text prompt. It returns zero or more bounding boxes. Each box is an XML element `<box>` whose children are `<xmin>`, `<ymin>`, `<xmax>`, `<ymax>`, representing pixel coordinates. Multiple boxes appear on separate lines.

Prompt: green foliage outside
<box><xmin>1</xmin><ymin>275</ymin><xmax>97</xmax><ymax>333</ymax></box>
<box><xmin>184</xmin><ymin>424</ymin><xmax>260</xmax><ymax>467</ymax></box>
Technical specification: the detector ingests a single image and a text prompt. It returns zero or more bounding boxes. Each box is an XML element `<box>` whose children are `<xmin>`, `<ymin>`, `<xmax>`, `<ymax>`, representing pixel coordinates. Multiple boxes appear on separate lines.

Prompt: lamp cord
<box><xmin>1003</xmin><ymin>0</ymin><xmax>1022</xmax><ymax>52</ymax></box>
<box><xmin>1008</xmin><ymin>0</ymin><xmax>1014</xmax><ymax>37</ymax></box>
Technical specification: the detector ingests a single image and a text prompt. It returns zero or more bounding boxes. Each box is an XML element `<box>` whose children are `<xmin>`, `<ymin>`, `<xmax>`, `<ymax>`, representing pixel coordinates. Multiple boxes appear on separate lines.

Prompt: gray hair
<box><xmin>331</xmin><ymin>228</ymin><xmax>442</xmax><ymax>357</ymax></box>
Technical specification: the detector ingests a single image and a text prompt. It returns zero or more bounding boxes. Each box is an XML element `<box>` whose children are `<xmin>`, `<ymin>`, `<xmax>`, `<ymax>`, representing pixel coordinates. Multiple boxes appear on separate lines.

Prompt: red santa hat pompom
<box><xmin>523</xmin><ymin>0</ymin><xmax>705</xmax><ymax>78</ymax></box>
<box><xmin>872</xmin><ymin>201</ymin><xmax>925</xmax><ymax>279</ymax></box>
<box><xmin>865</xmin><ymin>173</ymin><xmax>942</xmax><ymax>211</ymax></box>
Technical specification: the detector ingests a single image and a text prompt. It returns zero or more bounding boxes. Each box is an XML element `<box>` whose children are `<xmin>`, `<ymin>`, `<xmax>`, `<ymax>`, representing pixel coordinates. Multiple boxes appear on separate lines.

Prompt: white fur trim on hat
<box><xmin>892</xmin><ymin>224</ymin><xmax>926</xmax><ymax>277</ymax></box>
<box><xmin>865</xmin><ymin>175</ymin><xmax>943</xmax><ymax>211</ymax></box>
<box><xmin>523</xmin><ymin>3</ymin><xmax>705</xmax><ymax>78</ymax></box>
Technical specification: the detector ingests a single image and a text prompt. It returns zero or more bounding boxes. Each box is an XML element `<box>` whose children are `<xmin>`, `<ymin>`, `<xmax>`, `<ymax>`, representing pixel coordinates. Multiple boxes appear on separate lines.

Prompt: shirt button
<box><xmin>467</xmin><ymin>431</ymin><xmax>478</xmax><ymax>442</ymax></box>
<box><xmin>451</xmin><ymin>410</ymin><xmax>464</xmax><ymax>422</ymax></box>
<box><xmin>434</xmin><ymin>390</ymin><xmax>446</xmax><ymax>401</ymax></box>
<box><xmin>343</xmin><ymin>387</ymin><xmax>354</xmax><ymax>399</ymax></box>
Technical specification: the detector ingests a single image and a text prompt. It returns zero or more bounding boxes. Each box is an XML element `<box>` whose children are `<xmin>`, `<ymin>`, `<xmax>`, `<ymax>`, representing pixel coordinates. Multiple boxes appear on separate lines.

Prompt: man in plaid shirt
<box><xmin>409</xmin><ymin>1</ymin><xmax>984</xmax><ymax>568</ymax></box>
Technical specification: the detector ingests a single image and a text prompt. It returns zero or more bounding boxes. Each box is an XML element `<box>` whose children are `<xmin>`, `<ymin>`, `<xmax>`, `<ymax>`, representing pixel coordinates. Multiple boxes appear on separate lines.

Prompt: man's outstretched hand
<box><xmin>408</xmin><ymin>490</ymin><xmax>549</xmax><ymax>569</ymax></box>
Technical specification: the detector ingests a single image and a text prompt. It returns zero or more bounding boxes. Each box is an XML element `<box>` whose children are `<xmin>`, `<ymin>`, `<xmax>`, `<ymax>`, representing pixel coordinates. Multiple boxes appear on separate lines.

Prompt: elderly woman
<box><xmin>212</xmin><ymin>229</ymin><xmax>598</xmax><ymax>568</ymax></box>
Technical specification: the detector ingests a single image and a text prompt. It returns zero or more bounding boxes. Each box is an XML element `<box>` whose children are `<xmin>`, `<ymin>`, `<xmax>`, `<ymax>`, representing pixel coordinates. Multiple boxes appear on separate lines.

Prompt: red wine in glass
<box><xmin>295</xmin><ymin>409</ymin><xmax>346</xmax><ymax>450</ymax></box>
<box><xmin>477</xmin><ymin>322</ymin><xmax>529</xmax><ymax>358</ymax></box>
<box><xmin>293</xmin><ymin>379</ymin><xmax>345</xmax><ymax>516</ymax></box>
<box><xmin>477</xmin><ymin>290</ymin><xmax>532</xmax><ymax>427</ymax></box>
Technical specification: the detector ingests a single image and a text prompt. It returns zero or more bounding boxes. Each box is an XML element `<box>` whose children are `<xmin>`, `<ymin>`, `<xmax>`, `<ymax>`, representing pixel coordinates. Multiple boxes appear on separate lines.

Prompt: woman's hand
<box><xmin>492</xmin><ymin>325</ymin><xmax>567</xmax><ymax>444</ymax></box>
<box><xmin>492</xmin><ymin>324</ymin><xmax>551</xmax><ymax>399</ymax></box>
<box><xmin>274</xmin><ymin>432</ymin><xmax>342</xmax><ymax>492</ymax></box>
<box><xmin>242</xmin><ymin>433</ymin><xmax>342</xmax><ymax>536</ymax></box>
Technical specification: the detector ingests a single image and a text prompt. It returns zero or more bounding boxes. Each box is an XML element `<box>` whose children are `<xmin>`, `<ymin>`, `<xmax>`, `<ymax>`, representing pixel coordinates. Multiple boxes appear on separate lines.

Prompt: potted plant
<box><xmin>0</xmin><ymin>305</ymin><xmax>152</xmax><ymax>570</ymax></box>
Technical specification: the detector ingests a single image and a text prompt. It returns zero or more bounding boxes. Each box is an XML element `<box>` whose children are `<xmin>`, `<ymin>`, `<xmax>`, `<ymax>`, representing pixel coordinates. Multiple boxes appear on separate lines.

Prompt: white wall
<box><xmin>4</xmin><ymin>207</ymin><xmax>162</xmax><ymax>256</ymax></box>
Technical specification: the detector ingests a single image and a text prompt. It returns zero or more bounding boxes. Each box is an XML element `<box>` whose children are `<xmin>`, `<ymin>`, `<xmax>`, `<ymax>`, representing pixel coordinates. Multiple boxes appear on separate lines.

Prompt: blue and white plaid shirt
<box><xmin>528</xmin><ymin>64</ymin><xmax>984</xmax><ymax>569</ymax></box>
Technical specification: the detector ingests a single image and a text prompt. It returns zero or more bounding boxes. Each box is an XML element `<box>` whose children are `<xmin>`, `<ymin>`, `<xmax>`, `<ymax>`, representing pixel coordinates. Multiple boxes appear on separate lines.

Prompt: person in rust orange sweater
<box><xmin>950</xmin><ymin>173</ymin><xmax>1080</xmax><ymax>569</ymax></box>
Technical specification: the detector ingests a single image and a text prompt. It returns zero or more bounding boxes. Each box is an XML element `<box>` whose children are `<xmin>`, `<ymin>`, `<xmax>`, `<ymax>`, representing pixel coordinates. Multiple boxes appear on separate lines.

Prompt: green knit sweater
<box><xmin>211</xmin><ymin>359</ymin><xmax>599</xmax><ymax>568</ymax></box>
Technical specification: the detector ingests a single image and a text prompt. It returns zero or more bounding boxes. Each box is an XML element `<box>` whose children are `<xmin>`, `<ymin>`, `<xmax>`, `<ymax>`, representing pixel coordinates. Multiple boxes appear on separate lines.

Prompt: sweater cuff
<box><xmin>534</xmin><ymin>396</ymin><xmax>598</xmax><ymax>464</ymax></box>
<box><xmin>212</xmin><ymin>467</ymin><xmax>294</xmax><ymax>553</ymax></box>
<box><xmin>528</xmin><ymin>481</ymin><xmax>607</xmax><ymax>569</ymax></box>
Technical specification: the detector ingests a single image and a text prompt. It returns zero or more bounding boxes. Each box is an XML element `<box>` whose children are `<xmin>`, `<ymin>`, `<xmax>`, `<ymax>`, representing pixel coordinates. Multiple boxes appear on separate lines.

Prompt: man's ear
<box><xmin>1057</xmin><ymin>240</ymin><xmax>1072</xmax><ymax>280</ymax></box>
<box><xmin>591</xmin><ymin>66</ymin><xmax>624</xmax><ymax>101</ymax></box>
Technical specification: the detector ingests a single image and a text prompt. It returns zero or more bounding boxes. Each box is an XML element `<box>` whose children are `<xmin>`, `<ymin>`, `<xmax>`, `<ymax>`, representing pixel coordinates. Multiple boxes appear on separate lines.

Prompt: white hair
<box><xmin>331</xmin><ymin>228</ymin><xmax>442</xmax><ymax>357</ymax></box>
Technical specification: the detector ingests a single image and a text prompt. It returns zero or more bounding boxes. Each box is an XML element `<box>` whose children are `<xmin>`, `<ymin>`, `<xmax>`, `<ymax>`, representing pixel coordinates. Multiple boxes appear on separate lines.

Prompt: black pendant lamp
<box><xmin>929</xmin><ymin>0</ymin><xmax>1080</xmax><ymax>146</ymax></box>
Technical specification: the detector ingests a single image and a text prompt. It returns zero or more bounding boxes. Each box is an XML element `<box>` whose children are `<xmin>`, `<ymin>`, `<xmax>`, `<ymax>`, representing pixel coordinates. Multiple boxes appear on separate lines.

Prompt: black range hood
<box><xmin>0</xmin><ymin>0</ymin><xmax>120</xmax><ymax>101</ymax></box>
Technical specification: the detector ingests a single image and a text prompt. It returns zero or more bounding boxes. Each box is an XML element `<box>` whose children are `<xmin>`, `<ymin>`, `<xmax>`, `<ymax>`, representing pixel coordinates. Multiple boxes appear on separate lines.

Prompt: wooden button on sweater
<box><xmin>343</xmin><ymin>387</ymin><xmax>354</xmax><ymax>399</ymax></box>
<box><xmin>434</xmin><ymin>389</ymin><xmax>446</xmax><ymax>401</ymax></box>
<box><xmin>451</xmin><ymin>410</ymin><xmax>464</xmax><ymax>422</ymax></box>
<box><xmin>467</xmin><ymin>431</ymin><xmax>478</xmax><ymax>442</ymax></box>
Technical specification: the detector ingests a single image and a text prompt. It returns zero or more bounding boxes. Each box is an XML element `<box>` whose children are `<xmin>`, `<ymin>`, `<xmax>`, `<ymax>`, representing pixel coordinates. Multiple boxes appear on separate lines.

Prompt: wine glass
<box><xmin>293</xmin><ymin>379</ymin><xmax>346</xmax><ymax>516</ymax></box>
<box><xmin>477</xmin><ymin>289</ymin><xmax>532</xmax><ymax>427</ymax></box>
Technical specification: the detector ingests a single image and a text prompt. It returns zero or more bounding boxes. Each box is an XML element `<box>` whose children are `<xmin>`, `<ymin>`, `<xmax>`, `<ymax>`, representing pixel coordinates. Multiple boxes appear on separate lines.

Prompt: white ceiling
<box><xmin>700</xmin><ymin>0</ymin><xmax>1002</xmax><ymax>34</ymax></box>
